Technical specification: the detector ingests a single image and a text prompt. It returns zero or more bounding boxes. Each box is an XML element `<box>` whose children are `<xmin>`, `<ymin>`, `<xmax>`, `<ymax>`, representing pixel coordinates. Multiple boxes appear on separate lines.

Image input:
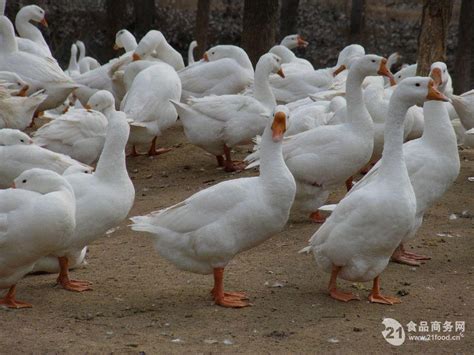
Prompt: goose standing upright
<box><xmin>46</xmin><ymin>91</ymin><xmax>135</xmax><ymax>292</ymax></box>
<box><xmin>246</xmin><ymin>55</ymin><xmax>392</xmax><ymax>223</ymax></box>
<box><xmin>114</xmin><ymin>29</ymin><xmax>138</xmax><ymax>53</ymax></box>
<box><xmin>0</xmin><ymin>169</ymin><xmax>76</xmax><ymax>308</ymax></box>
<box><xmin>173</xmin><ymin>53</ymin><xmax>283</xmax><ymax>171</ymax></box>
<box><xmin>187</xmin><ymin>40</ymin><xmax>197</xmax><ymax>65</ymax></box>
<box><xmin>131</xmin><ymin>106</ymin><xmax>296</xmax><ymax>308</ymax></box>
<box><xmin>66</xmin><ymin>43</ymin><xmax>80</xmax><ymax>77</ymax></box>
<box><xmin>301</xmin><ymin>77</ymin><xmax>448</xmax><ymax>304</ymax></box>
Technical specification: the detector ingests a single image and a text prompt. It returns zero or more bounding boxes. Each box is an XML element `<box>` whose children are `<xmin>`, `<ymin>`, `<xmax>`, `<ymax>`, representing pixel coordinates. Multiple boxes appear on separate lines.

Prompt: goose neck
<box><xmin>345</xmin><ymin>67</ymin><xmax>374</xmax><ymax>131</ymax></box>
<box><xmin>254</xmin><ymin>62</ymin><xmax>276</xmax><ymax>110</ymax></box>
<box><xmin>0</xmin><ymin>18</ymin><xmax>18</xmax><ymax>53</ymax></box>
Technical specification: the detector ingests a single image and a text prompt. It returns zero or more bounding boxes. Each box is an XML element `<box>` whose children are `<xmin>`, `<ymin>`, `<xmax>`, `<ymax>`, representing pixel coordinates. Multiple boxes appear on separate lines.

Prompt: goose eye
<box><xmin>20</xmin><ymin>139</ymin><xmax>24</xmax><ymax>142</ymax></box>
<box><xmin>398</xmin><ymin>75</ymin><xmax>401</xmax><ymax>78</ymax></box>
<box><xmin>415</xmin><ymin>83</ymin><xmax>420</xmax><ymax>87</ymax></box>
<box><xmin>22</xmin><ymin>179</ymin><xmax>27</xmax><ymax>183</ymax></box>
<box><xmin>371</xmin><ymin>59</ymin><xmax>376</xmax><ymax>63</ymax></box>
<box><xmin>211</xmin><ymin>51</ymin><xmax>215</xmax><ymax>55</ymax></box>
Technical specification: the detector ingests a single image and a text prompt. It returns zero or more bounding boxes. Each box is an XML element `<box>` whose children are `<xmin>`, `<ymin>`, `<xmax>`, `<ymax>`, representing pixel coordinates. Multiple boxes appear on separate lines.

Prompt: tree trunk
<box><xmin>416</xmin><ymin>0</ymin><xmax>453</xmax><ymax>76</ymax></box>
<box><xmin>453</xmin><ymin>0</ymin><xmax>474</xmax><ymax>94</ymax></box>
<box><xmin>280</xmin><ymin>0</ymin><xmax>299</xmax><ymax>38</ymax></box>
<box><xmin>134</xmin><ymin>0</ymin><xmax>155</xmax><ymax>40</ymax></box>
<box><xmin>105</xmin><ymin>0</ymin><xmax>131</xmax><ymax>59</ymax></box>
<box><xmin>348</xmin><ymin>0</ymin><xmax>365</xmax><ymax>45</ymax></box>
<box><xmin>194</xmin><ymin>0</ymin><xmax>211</xmax><ymax>59</ymax></box>
<box><xmin>241</xmin><ymin>0</ymin><xmax>279</xmax><ymax>66</ymax></box>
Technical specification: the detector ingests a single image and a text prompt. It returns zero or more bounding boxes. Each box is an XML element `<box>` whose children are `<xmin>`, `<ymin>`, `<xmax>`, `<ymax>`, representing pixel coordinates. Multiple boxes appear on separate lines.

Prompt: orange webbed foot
<box><xmin>329</xmin><ymin>289</ymin><xmax>360</xmax><ymax>302</ymax></box>
<box><xmin>57</xmin><ymin>277</ymin><xmax>93</xmax><ymax>292</ymax></box>
<box><xmin>368</xmin><ymin>292</ymin><xmax>401</xmax><ymax>305</ymax></box>
<box><xmin>309</xmin><ymin>211</ymin><xmax>326</xmax><ymax>224</ymax></box>
<box><xmin>215</xmin><ymin>294</ymin><xmax>251</xmax><ymax>308</ymax></box>
<box><xmin>0</xmin><ymin>298</ymin><xmax>32</xmax><ymax>309</ymax></box>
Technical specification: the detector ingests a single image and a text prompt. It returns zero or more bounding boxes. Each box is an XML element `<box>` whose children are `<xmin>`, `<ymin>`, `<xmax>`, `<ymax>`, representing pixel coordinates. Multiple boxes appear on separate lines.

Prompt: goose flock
<box><xmin>0</xmin><ymin>3</ymin><xmax>469</xmax><ymax>310</ymax></box>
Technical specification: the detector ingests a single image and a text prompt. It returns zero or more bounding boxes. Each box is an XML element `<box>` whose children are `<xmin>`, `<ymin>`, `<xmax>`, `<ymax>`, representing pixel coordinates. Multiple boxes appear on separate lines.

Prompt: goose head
<box><xmin>13</xmin><ymin>168</ymin><xmax>69</xmax><ymax>194</ymax></box>
<box><xmin>257</xmin><ymin>53</ymin><xmax>285</xmax><ymax>78</ymax></box>
<box><xmin>333</xmin><ymin>44</ymin><xmax>366</xmax><ymax>76</ymax></box>
<box><xmin>63</xmin><ymin>165</ymin><xmax>94</xmax><ymax>176</ymax></box>
<box><xmin>16</xmin><ymin>5</ymin><xmax>48</xmax><ymax>27</ymax></box>
<box><xmin>351</xmin><ymin>54</ymin><xmax>394</xmax><ymax>81</ymax></box>
<box><xmin>269</xmin><ymin>45</ymin><xmax>296</xmax><ymax>64</ymax></box>
<box><xmin>202</xmin><ymin>45</ymin><xmax>248</xmax><ymax>63</ymax></box>
<box><xmin>271</xmin><ymin>105</ymin><xmax>290</xmax><ymax>142</ymax></box>
<box><xmin>429</xmin><ymin>62</ymin><xmax>449</xmax><ymax>93</ymax></box>
<box><xmin>133</xmin><ymin>30</ymin><xmax>164</xmax><ymax>61</ymax></box>
<box><xmin>85</xmin><ymin>90</ymin><xmax>115</xmax><ymax>113</ymax></box>
<box><xmin>0</xmin><ymin>71</ymin><xmax>29</xmax><ymax>96</ymax></box>
<box><xmin>280</xmin><ymin>34</ymin><xmax>309</xmax><ymax>49</ymax></box>
<box><xmin>393</xmin><ymin>77</ymin><xmax>449</xmax><ymax>108</ymax></box>
<box><xmin>0</xmin><ymin>129</ymin><xmax>32</xmax><ymax>146</ymax></box>
<box><xmin>115</xmin><ymin>29</ymin><xmax>137</xmax><ymax>52</ymax></box>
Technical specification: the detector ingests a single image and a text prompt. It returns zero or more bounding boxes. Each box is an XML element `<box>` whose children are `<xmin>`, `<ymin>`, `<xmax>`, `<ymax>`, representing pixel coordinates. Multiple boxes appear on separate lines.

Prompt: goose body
<box><xmin>43</xmin><ymin>91</ymin><xmax>134</xmax><ymax>292</ymax></box>
<box><xmin>131</xmin><ymin>106</ymin><xmax>296</xmax><ymax>307</ymax></box>
<box><xmin>33</xmin><ymin>94</ymin><xmax>109</xmax><ymax>165</ymax></box>
<box><xmin>178</xmin><ymin>45</ymin><xmax>254</xmax><ymax>101</ymax></box>
<box><xmin>0</xmin><ymin>169</ymin><xmax>76</xmax><ymax>308</ymax></box>
<box><xmin>0</xmin><ymin>89</ymin><xmax>47</xmax><ymax>130</ymax></box>
<box><xmin>0</xmin><ymin>16</ymin><xmax>76</xmax><ymax>111</ymax></box>
<box><xmin>122</xmin><ymin>63</ymin><xmax>181</xmax><ymax>155</ymax></box>
<box><xmin>246</xmin><ymin>55</ymin><xmax>392</xmax><ymax>221</ymax></box>
<box><xmin>303</xmin><ymin>77</ymin><xmax>448</xmax><ymax>304</ymax></box>
<box><xmin>174</xmin><ymin>53</ymin><xmax>282</xmax><ymax>171</ymax></box>
<box><xmin>0</xmin><ymin>128</ymin><xmax>89</xmax><ymax>188</ymax></box>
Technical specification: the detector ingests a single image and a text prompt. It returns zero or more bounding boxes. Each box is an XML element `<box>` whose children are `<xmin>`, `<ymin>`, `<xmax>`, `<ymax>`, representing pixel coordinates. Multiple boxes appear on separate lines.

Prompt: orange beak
<box><xmin>84</xmin><ymin>104</ymin><xmax>92</xmax><ymax>112</ymax></box>
<box><xmin>271</xmin><ymin>111</ymin><xmax>287</xmax><ymax>142</ymax></box>
<box><xmin>426</xmin><ymin>80</ymin><xmax>449</xmax><ymax>102</ymax></box>
<box><xmin>18</xmin><ymin>85</ymin><xmax>29</xmax><ymax>97</ymax></box>
<box><xmin>333</xmin><ymin>64</ymin><xmax>346</xmax><ymax>77</ymax></box>
<box><xmin>203</xmin><ymin>52</ymin><xmax>209</xmax><ymax>62</ymax></box>
<box><xmin>40</xmin><ymin>17</ymin><xmax>48</xmax><ymax>27</ymax></box>
<box><xmin>11</xmin><ymin>182</ymin><xmax>15</xmax><ymax>189</ymax></box>
<box><xmin>389</xmin><ymin>76</ymin><xmax>397</xmax><ymax>87</ymax></box>
<box><xmin>297</xmin><ymin>36</ymin><xmax>309</xmax><ymax>48</ymax></box>
<box><xmin>377</xmin><ymin>58</ymin><xmax>394</xmax><ymax>81</ymax></box>
<box><xmin>277</xmin><ymin>68</ymin><xmax>285</xmax><ymax>78</ymax></box>
<box><xmin>132</xmin><ymin>53</ymin><xmax>141</xmax><ymax>61</ymax></box>
<box><xmin>113</xmin><ymin>43</ymin><xmax>120</xmax><ymax>50</ymax></box>
<box><xmin>430</xmin><ymin>68</ymin><xmax>443</xmax><ymax>87</ymax></box>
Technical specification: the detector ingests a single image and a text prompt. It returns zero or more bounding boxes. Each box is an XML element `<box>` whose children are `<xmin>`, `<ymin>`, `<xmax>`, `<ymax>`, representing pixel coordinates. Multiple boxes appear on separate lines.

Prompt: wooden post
<box><xmin>416</xmin><ymin>0</ymin><xmax>453</xmax><ymax>76</ymax></box>
<box><xmin>453</xmin><ymin>0</ymin><xmax>474</xmax><ymax>94</ymax></box>
<box><xmin>194</xmin><ymin>0</ymin><xmax>211</xmax><ymax>58</ymax></box>
<box><xmin>280</xmin><ymin>0</ymin><xmax>300</xmax><ymax>38</ymax></box>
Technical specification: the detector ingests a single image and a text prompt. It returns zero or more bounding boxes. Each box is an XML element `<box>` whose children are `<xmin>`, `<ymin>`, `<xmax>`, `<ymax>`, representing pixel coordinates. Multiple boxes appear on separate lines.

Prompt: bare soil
<box><xmin>1</xmin><ymin>126</ymin><xmax>473</xmax><ymax>354</ymax></box>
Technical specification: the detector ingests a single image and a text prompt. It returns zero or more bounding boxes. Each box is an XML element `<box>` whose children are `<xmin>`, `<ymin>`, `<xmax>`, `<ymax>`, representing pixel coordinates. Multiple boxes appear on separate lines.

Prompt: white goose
<box><xmin>0</xmin><ymin>128</ymin><xmax>88</xmax><ymax>188</ymax></box>
<box><xmin>76</xmin><ymin>40</ymin><xmax>101</xmax><ymax>74</ymax></box>
<box><xmin>269</xmin><ymin>45</ymin><xmax>313</xmax><ymax>73</ymax></box>
<box><xmin>15</xmin><ymin>5</ymin><xmax>52</xmax><ymax>59</ymax></box>
<box><xmin>32</xmin><ymin>91</ymin><xmax>110</xmax><ymax>165</ymax></box>
<box><xmin>301</xmin><ymin>77</ymin><xmax>448</xmax><ymax>304</ymax></box>
<box><xmin>173</xmin><ymin>53</ymin><xmax>283</xmax><ymax>171</ymax></box>
<box><xmin>131</xmin><ymin>106</ymin><xmax>295</xmax><ymax>308</ymax></box>
<box><xmin>45</xmin><ymin>90</ymin><xmax>134</xmax><ymax>292</ymax></box>
<box><xmin>268</xmin><ymin>44</ymin><xmax>365</xmax><ymax>103</ymax></box>
<box><xmin>0</xmin><ymin>168</ymin><xmax>76</xmax><ymax>308</ymax></box>
<box><xmin>246</xmin><ymin>55</ymin><xmax>392</xmax><ymax>222</ymax></box>
<box><xmin>122</xmin><ymin>62</ymin><xmax>181</xmax><ymax>156</ymax></box>
<box><xmin>66</xmin><ymin>43</ymin><xmax>80</xmax><ymax>77</ymax></box>
<box><xmin>187</xmin><ymin>40</ymin><xmax>197</xmax><ymax>65</ymax></box>
<box><xmin>0</xmin><ymin>71</ymin><xmax>29</xmax><ymax>96</ymax></box>
<box><xmin>114</xmin><ymin>29</ymin><xmax>138</xmax><ymax>52</ymax></box>
<box><xmin>280</xmin><ymin>34</ymin><xmax>309</xmax><ymax>49</ymax></box>
<box><xmin>132</xmin><ymin>30</ymin><xmax>184</xmax><ymax>71</ymax></box>
<box><xmin>0</xmin><ymin>88</ymin><xmax>47</xmax><ymax>130</ymax></box>
<box><xmin>178</xmin><ymin>45</ymin><xmax>254</xmax><ymax>101</ymax></box>
<box><xmin>0</xmin><ymin>16</ymin><xmax>76</xmax><ymax>112</ymax></box>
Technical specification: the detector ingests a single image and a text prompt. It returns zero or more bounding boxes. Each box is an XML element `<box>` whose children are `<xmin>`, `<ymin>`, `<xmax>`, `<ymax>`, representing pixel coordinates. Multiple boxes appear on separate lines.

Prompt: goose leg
<box><xmin>345</xmin><ymin>176</ymin><xmax>354</xmax><ymax>191</ymax></box>
<box><xmin>0</xmin><ymin>285</ymin><xmax>32</xmax><ymax>309</ymax></box>
<box><xmin>328</xmin><ymin>265</ymin><xmax>359</xmax><ymax>302</ymax></box>
<box><xmin>391</xmin><ymin>245</ymin><xmax>422</xmax><ymax>266</ymax></box>
<box><xmin>211</xmin><ymin>268</ymin><xmax>250</xmax><ymax>308</ymax></box>
<box><xmin>147</xmin><ymin>137</ymin><xmax>172</xmax><ymax>156</ymax></box>
<box><xmin>56</xmin><ymin>256</ymin><xmax>92</xmax><ymax>292</ymax></box>
<box><xmin>223</xmin><ymin>145</ymin><xmax>246</xmax><ymax>172</ymax></box>
<box><xmin>216</xmin><ymin>155</ymin><xmax>225</xmax><ymax>167</ymax></box>
<box><xmin>127</xmin><ymin>145</ymin><xmax>140</xmax><ymax>157</ymax></box>
<box><xmin>309</xmin><ymin>211</ymin><xmax>326</xmax><ymax>223</ymax></box>
<box><xmin>368</xmin><ymin>276</ymin><xmax>401</xmax><ymax>305</ymax></box>
<box><xmin>399</xmin><ymin>244</ymin><xmax>431</xmax><ymax>260</ymax></box>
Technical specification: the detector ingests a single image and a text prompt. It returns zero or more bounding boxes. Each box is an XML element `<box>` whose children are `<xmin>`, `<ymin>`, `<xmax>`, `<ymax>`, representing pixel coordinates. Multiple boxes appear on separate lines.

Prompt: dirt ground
<box><xmin>1</xmin><ymin>125</ymin><xmax>473</xmax><ymax>354</ymax></box>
